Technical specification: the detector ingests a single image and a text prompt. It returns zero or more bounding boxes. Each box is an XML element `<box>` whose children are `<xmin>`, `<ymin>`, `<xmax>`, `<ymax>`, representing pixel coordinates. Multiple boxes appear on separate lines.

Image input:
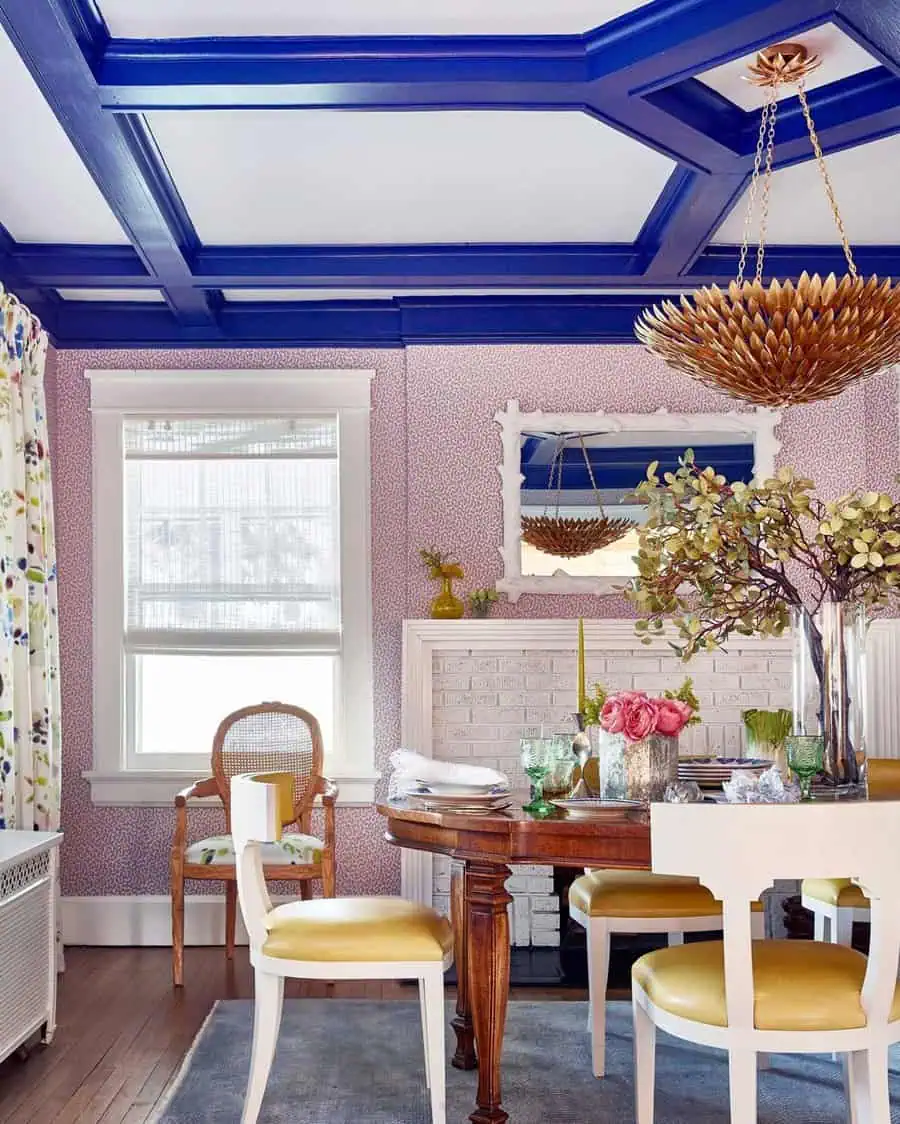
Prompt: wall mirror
<box><xmin>495</xmin><ymin>400</ymin><xmax>782</xmax><ymax>600</ymax></box>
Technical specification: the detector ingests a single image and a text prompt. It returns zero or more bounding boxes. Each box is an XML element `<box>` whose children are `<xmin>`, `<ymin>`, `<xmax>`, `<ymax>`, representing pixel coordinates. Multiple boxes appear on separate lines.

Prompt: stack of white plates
<box><xmin>677</xmin><ymin>756</ymin><xmax>769</xmax><ymax>789</ymax></box>
<box><xmin>406</xmin><ymin>779</ymin><xmax>511</xmax><ymax>814</ymax></box>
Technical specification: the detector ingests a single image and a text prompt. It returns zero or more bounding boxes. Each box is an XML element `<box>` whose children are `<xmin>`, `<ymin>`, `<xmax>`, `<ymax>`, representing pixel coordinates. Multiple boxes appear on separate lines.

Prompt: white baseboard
<box><xmin>62</xmin><ymin>894</ymin><xmax>291</xmax><ymax>947</ymax></box>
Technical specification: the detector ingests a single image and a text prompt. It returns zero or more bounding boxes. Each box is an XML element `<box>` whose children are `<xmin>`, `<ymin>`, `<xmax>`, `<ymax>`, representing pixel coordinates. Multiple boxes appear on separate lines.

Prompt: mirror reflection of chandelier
<box><xmin>520</xmin><ymin>431</ymin><xmax>635</xmax><ymax>559</ymax></box>
<box><xmin>635</xmin><ymin>42</ymin><xmax>900</xmax><ymax>407</ymax></box>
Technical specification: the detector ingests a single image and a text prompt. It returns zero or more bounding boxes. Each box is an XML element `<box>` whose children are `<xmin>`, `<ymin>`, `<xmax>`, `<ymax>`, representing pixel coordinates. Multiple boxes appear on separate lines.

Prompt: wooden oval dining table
<box><xmin>378</xmin><ymin>798</ymin><xmax>652</xmax><ymax>1124</ymax></box>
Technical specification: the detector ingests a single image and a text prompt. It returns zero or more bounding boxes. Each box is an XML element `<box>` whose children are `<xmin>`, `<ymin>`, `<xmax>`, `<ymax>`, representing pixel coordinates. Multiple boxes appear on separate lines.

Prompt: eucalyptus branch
<box><xmin>625</xmin><ymin>454</ymin><xmax>900</xmax><ymax>656</ymax></box>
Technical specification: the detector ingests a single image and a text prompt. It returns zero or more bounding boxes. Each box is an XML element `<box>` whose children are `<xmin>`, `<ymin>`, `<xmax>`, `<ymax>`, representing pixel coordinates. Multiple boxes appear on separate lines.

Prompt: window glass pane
<box><xmin>124</xmin><ymin>418</ymin><xmax>340</xmax><ymax>633</ymax></box>
<box><xmin>134</xmin><ymin>653</ymin><xmax>335</xmax><ymax>757</ymax></box>
<box><xmin>124</xmin><ymin>417</ymin><xmax>336</xmax><ymax>457</ymax></box>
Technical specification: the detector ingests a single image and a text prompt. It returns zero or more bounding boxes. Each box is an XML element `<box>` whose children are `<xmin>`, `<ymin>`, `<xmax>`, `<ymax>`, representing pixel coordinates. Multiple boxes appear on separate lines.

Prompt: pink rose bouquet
<box><xmin>584</xmin><ymin>678</ymin><xmax>700</xmax><ymax>744</ymax></box>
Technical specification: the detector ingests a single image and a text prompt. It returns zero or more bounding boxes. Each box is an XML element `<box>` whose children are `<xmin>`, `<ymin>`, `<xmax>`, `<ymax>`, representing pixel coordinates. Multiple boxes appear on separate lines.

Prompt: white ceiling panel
<box><xmin>698</xmin><ymin>24</ymin><xmax>879</xmax><ymax>111</ymax></box>
<box><xmin>148</xmin><ymin>110</ymin><xmax>675</xmax><ymax>245</ymax></box>
<box><xmin>223</xmin><ymin>288</ymin><xmax>684</xmax><ymax>301</ymax></box>
<box><xmin>56</xmin><ymin>289</ymin><xmax>165</xmax><ymax>301</ymax></box>
<box><xmin>99</xmin><ymin>0</ymin><xmax>653</xmax><ymax>37</ymax></box>
<box><xmin>0</xmin><ymin>29</ymin><xmax>128</xmax><ymax>244</ymax></box>
<box><xmin>713</xmin><ymin>133</ymin><xmax>900</xmax><ymax>245</ymax></box>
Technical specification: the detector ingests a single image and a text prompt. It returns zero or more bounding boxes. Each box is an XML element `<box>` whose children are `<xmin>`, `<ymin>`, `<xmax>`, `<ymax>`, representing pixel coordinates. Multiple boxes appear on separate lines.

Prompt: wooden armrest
<box><xmin>174</xmin><ymin>776</ymin><xmax>219</xmax><ymax>807</ymax></box>
<box><xmin>318</xmin><ymin>777</ymin><xmax>340</xmax><ymax>804</ymax></box>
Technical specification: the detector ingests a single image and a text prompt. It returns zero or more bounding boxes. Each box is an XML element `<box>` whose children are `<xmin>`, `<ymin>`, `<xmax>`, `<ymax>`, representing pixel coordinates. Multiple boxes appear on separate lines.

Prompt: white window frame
<box><xmin>84</xmin><ymin>369</ymin><xmax>377</xmax><ymax>806</ymax></box>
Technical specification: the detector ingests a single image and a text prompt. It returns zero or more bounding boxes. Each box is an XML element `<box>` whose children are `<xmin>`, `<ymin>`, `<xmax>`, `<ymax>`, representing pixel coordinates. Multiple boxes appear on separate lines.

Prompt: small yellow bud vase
<box><xmin>430</xmin><ymin>576</ymin><xmax>464</xmax><ymax>620</ymax></box>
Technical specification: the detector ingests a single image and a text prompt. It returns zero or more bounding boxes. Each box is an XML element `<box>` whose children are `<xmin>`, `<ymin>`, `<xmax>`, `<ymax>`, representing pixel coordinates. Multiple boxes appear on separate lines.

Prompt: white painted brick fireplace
<box><xmin>400</xmin><ymin>618</ymin><xmax>900</xmax><ymax>946</ymax></box>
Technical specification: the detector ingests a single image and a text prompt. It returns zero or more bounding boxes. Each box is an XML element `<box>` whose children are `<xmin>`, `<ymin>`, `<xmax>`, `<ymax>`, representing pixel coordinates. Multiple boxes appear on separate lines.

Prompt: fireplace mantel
<box><xmin>399</xmin><ymin>618</ymin><xmax>799</xmax><ymax>912</ymax></box>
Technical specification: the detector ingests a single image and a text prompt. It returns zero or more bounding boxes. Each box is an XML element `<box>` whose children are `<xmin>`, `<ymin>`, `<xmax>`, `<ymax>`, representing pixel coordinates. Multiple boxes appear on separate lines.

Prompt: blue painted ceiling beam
<box><xmin>91</xmin><ymin>1</ymin><xmax>883</xmax><ymax>179</ymax></box>
<box><xmin>833</xmin><ymin>0</ymin><xmax>900</xmax><ymax>78</ymax></box>
<box><xmin>42</xmin><ymin>294</ymin><xmax>670</xmax><ymax>348</ymax></box>
<box><xmin>637</xmin><ymin>168</ymin><xmax>750</xmax><ymax>278</ymax></box>
<box><xmin>690</xmin><ymin>243</ymin><xmax>900</xmax><ymax>280</ymax></box>
<box><xmin>739</xmin><ymin>68</ymin><xmax>900</xmax><ymax>167</ymax></box>
<box><xmin>189</xmin><ymin>244</ymin><xmax>651</xmax><ymax>288</ymax></box>
<box><xmin>0</xmin><ymin>0</ymin><xmax>217</xmax><ymax>327</ymax></box>
<box><xmin>96</xmin><ymin>1</ymin><xmax>835</xmax><ymax>112</ymax></box>
<box><xmin>585</xmin><ymin>0</ymin><xmax>834</xmax><ymax>91</ymax></box>
<box><xmin>11</xmin><ymin>245</ymin><xmax>152</xmax><ymax>288</ymax></box>
<box><xmin>12</xmin><ymin>239</ymin><xmax>900</xmax><ymax>293</ymax></box>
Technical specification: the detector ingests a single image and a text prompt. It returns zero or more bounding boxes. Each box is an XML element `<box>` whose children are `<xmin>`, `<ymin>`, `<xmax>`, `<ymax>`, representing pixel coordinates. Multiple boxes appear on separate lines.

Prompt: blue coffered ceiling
<box><xmin>0</xmin><ymin>0</ymin><xmax>898</xmax><ymax>347</ymax></box>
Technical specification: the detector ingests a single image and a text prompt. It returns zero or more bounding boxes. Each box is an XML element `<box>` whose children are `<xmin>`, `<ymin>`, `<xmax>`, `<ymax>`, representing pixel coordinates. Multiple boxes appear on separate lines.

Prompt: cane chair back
<box><xmin>212</xmin><ymin>702</ymin><xmax>323</xmax><ymax>832</ymax></box>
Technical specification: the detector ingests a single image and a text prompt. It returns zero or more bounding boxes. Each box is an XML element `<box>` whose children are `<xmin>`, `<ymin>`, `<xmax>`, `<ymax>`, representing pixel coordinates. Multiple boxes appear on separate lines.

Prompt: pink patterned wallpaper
<box><xmin>48</xmin><ymin>345</ymin><xmax>898</xmax><ymax>897</ymax></box>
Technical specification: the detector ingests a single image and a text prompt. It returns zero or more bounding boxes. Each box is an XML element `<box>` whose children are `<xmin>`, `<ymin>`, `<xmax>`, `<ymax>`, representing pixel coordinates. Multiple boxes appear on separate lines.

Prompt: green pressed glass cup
<box><xmin>786</xmin><ymin>734</ymin><xmax>825</xmax><ymax>801</ymax></box>
<box><xmin>521</xmin><ymin>737</ymin><xmax>554</xmax><ymax>816</ymax></box>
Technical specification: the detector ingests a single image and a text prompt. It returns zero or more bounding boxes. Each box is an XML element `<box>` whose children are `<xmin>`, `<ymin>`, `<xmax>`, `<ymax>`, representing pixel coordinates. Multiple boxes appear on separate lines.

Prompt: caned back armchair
<box><xmin>170</xmin><ymin>702</ymin><xmax>337</xmax><ymax>987</ymax></box>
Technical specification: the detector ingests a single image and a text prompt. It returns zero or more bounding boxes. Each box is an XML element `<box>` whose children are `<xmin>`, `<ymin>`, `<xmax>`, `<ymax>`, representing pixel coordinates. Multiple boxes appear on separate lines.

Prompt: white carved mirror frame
<box><xmin>495</xmin><ymin>400</ymin><xmax>783</xmax><ymax>602</ymax></box>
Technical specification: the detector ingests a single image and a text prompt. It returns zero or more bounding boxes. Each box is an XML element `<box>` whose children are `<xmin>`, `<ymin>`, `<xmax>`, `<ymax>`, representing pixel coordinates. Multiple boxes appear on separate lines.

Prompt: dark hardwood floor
<box><xmin>0</xmin><ymin>947</ymin><xmax>587</xmax><ymax>1124</ymax></box>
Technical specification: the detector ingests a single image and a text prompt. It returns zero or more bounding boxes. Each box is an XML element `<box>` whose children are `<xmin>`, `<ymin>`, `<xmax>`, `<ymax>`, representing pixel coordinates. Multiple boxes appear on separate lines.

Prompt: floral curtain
<box><xmin>0</xmin><ymin>300</ymin><xmax>60</xmax><ymax>837</ymax></box>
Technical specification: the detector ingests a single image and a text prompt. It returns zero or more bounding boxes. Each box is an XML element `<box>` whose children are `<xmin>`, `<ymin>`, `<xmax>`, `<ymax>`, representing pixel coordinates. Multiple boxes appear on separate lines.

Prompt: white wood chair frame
<box><xmin>801</xmin><ymin>892</ymin><xmax>869</xmax><ymax>947</ymax></box>
<box><xmin>569</xmin><ymin>901</ymin><xmax>764</xmax><ymax>1078</ymax></box>
<box><xmin>633</xmin><ymin>801</ymin><xmax>900</xmax><ymax>1124</ymax></box>
<box><xmin>232</xmin><ymin>773</ymin><xmax>451</xmax><ymax>1124</ymax></box>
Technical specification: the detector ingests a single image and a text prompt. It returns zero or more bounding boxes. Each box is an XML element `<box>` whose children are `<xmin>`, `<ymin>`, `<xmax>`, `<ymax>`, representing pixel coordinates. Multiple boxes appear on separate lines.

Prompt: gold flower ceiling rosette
<box><xmin>636</xmin><ymin>43</ymin><xmax>900</xmax><ymax>407</ymax></box>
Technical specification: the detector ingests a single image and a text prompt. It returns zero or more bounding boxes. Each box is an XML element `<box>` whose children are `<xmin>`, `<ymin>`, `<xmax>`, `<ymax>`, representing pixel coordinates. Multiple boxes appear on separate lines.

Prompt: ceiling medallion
<box><xmin>635</xmin><ymin>43</ymin><xmax>900</xmax><ymax>407</ymax></box>
<box><xmin>519</xmin><ymin>432</ymin><xmax>636</xmax><ymax>558</ymax></box>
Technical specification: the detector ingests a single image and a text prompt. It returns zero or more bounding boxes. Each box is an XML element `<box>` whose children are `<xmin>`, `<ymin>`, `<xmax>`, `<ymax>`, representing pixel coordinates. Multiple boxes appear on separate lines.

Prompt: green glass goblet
<box><xmin>786</xmin><ymin>734</ymin><xmax>825</xmax><ymax>801</ymax></box>
<box><xmin>521</xmin><ymin>737</ymin><xmax>554</xmax><ymax>816</ymax></box>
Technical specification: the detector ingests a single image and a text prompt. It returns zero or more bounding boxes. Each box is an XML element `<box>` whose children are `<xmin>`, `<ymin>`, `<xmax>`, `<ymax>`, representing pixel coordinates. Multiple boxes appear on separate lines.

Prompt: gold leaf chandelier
<box><xmin>520</xmin><ymin>432</ymin><xmax>636</xmax><ymax>558</ymax></box>
<box><xmin>635</xmin><ymin>43</ymin><xmax>900</xmax><ymax>407</ymax></box>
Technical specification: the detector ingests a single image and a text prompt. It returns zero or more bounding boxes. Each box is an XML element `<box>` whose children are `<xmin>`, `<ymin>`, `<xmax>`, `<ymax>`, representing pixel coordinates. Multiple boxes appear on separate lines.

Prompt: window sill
<box><xmin>82</xmin><ymin>769</ymin><xmax>379</xmax><ymax>807</ymax></box>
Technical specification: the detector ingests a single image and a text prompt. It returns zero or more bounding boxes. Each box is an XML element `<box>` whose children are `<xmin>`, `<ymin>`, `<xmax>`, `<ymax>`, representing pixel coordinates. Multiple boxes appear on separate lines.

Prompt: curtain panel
<box><xmin>0</xmin><ymin>301</ymin><xmax>60</xmax><ymax>834</ymax></box>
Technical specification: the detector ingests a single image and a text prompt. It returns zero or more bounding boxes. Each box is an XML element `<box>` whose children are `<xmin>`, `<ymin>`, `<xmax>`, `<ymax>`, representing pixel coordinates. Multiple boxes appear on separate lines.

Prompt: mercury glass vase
<box><xmin>791</xmin><ymin>601</ymin><xmax>865</xmax><ymax>789</ymax></box>
<box><xmin>598</xmin><ymin>729</ymin><xmax>679</xmax><ymax>803</ymax></box>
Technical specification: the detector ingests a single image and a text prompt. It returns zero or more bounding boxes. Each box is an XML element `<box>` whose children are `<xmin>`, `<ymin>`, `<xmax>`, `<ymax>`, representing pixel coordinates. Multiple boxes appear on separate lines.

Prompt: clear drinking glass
<box><xmin>786</xmin><ymin>734</ymin><xmax>825</xmax><ymax>801</ymax></box>
<box><xmin>521</xmin><ymin>737</ymin><xmax>554</xmax><ymax>815</ymax></box>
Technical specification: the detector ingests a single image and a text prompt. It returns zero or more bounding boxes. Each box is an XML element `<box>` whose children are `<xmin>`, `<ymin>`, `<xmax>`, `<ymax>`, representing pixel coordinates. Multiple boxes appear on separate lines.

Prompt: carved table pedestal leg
<box><xmin>451</xmin><ymin>861</ymin><xmax>477</xmax><ymax>1070</ymax></box>
<box><xmin>466</xmin><ymin>861</ymin><xmax>512</xmax><ymax>1124</ymax></box>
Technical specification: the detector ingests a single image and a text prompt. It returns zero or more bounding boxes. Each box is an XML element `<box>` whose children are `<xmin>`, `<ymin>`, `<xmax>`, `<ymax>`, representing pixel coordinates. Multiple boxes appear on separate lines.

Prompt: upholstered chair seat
<box><xmin>233</xmin><ymin>772</ymin><xmax>452</xmax><ymax>1124</ymax></box>
<box><xmin>571</xmin><ymin>869</ymin><xmax>764</xmax><ymax>919</ymax></box>
<box><xmin>631</xmin><ymin>801</ymin><xmax>900</xmax><ymax>1124</ymax></box>
<box><xmin>633</xmin><ymin>938</ymin><xmax>900</xmax><ymax>1031</ymax></box>
<box><xmin>568</xmin><ymin>868</ymin><xmax>764</xmax><ymax>1078</ymax></box>
<box><xmin>170</xmin><ymin>702</ymin><xmax>338</xmax><ymax>987</ymax></box>
<box><xmin>800</xmin><ymin>758</ymin><xmax>900</xmax><ymax>947</ymax></box>
<box><xmin>801</xmin><ymin>878</ymin><xmax>869</xmax><ymax>910</ymax></box>
<box><xmin>185</xmin><ymin>832</ymin><xmax>324</xmax><ymax>867</ymax></box>
<box><xmin>262</xmin><ymin>897</ymin><xmax>453</xmax><ymax>963</ymax></box>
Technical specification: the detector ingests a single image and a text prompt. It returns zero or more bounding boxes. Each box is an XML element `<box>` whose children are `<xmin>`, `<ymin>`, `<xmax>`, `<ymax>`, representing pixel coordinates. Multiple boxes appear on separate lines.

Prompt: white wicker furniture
<box><xmin>232</xmin><ymin>772</ymin><xmax>453</xmax><ymax>1124</ymax></box>
<box><xmin>0</xmin><ymin>830</ymin><xmax>62</xmax><ymax>1063</ymax></box>
<box><xmin>633</xmin><ymin>801</ymin><xmax>900</xmax><ymax>1124</ymax></box>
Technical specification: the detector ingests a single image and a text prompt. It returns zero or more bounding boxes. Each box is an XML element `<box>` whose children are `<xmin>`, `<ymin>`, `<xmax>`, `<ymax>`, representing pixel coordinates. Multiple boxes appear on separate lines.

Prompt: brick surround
<box><xmin>401</xmin><ymin>619</ymin><xmax>794</xmax><ymax>946</ymax></box>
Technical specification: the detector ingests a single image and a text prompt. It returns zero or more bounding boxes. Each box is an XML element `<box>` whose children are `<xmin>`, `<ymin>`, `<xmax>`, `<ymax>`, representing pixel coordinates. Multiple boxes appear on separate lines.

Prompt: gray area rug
<box><xmin>154</xmin><ymin>999</ymin><xmax>900</xmax><ymax>1123</ymax></box>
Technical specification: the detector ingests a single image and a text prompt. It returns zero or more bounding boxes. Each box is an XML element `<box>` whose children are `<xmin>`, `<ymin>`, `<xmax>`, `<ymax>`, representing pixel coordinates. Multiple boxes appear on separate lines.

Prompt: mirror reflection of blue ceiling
<box><xmin>0</xmin><ymin>0</ymin><xmax>899</xmax><ymax>346</ymax></box>
<box><xmin>520</xmin><ymin>437</ymin><xmax>754</xmax><ymax>491</ymax></box>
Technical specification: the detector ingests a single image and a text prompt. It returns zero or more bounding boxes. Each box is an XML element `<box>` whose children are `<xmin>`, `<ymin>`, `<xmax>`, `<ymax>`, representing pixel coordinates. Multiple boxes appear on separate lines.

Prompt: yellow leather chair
<box><xmin>632</xmin><ymin>801</ymin><xmax>900</xmax><ymax>1124</ymax></box>
<box><xmin>801</xmin><ymin>758</ymin><xmax>900</xmax><ymax>945</ymax></box>
<box><xmin>232</xmin><ymin>772</ymin><xmax>453</xmax><ymax>1124</ymax></box>
<box><xmin>569</xmin><ymin>869</ymin><xmax>764</xmax><ymax>1077</ymax></box>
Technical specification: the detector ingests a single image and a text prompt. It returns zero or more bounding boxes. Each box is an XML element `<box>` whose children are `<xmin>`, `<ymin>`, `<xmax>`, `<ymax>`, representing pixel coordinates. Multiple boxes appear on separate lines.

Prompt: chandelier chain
<box><xmin>736</xmin><ymin>83</ymin><xmax>776</xmax><ymax>287</ymax></box>
<box><xmin>736</xmin><ymin>99</ymin><xmax>768</xmax><ymax>286</ymax></box>
<box><xmin>755</xmin><ymin>82</ymin><xmax>780</xmax><ymax>284</ymax></box>
<box><xmin>797</xmin><ymin>81</ymin><xmax>857</xmax><ymax>277</ymax></box>
<box><xmin>577</xmin><ymin>432</ymin><xmax>606</xmax><ymax>513</ymax></box>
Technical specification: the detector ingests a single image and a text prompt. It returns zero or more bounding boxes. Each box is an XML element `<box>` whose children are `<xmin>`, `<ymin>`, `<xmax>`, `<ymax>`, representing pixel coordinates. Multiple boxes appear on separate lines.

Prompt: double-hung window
<box><xmin>86</xmin><ymin>370</ymin><xmax>375</xmax><ymax>805</ymax></box>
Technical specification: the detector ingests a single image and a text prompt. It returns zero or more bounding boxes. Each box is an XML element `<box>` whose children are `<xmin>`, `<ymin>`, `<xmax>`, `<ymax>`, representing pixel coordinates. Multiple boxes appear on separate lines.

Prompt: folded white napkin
<box><xmin>388</xmin><ymin>749</ymin><xmax>509</xmax><ymax>798</ymax></box>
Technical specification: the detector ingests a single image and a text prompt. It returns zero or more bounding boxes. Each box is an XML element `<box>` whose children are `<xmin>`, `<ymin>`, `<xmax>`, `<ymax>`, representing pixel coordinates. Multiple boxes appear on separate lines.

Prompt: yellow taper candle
<box><xmin>577</xmin><ymin>617</ymin><xmax>586</xmax><ymax>713</ymax></box>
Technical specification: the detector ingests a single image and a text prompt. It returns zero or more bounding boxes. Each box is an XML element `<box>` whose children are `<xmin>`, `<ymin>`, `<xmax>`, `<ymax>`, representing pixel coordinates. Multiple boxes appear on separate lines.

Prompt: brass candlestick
<box><xmin>570</xmin><ymin>712</ymin><xmax>598</xmax><ymax>798</ymax></box>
